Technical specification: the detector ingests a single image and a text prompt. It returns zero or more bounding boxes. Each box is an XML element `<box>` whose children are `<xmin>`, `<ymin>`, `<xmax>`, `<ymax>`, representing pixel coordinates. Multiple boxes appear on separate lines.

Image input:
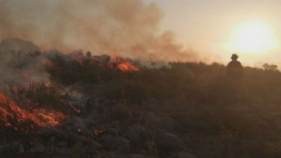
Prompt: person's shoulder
<box><xmin>235</xmin><ymin>61</ymin><xmax>243</xmax><ymax>67</ymax></box>
<box><xmin>227</xmin><ymin>61</ymin><xmax>234</xmax><ymax>66</ymax></box>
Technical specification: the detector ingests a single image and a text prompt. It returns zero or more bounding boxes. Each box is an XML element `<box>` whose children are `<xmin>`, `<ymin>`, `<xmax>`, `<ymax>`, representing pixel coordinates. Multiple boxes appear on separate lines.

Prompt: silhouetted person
<box><xmin>225</xmin><ymin>54</ymin><xmax>244</xmax><ymax>103</ymax></box>
<box><xmin>226</xmin><ymin>54</ymin><xmax>243</xmax><ymax>81</ymax></box>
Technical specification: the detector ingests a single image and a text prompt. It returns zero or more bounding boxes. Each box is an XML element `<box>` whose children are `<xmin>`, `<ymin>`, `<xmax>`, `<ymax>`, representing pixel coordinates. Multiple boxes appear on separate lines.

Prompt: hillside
<box><xmin>1</xmin><ymin>47</ymin><xmax>281</xmax><ymax>158</ymax></box>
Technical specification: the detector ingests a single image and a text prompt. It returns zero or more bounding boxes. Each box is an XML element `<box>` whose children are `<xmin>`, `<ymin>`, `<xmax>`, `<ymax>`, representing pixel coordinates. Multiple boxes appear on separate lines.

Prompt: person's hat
<box><xmin>231</xmin><ymin>54</ymin><xmax>238</xmax><ymax>60</ymax></box>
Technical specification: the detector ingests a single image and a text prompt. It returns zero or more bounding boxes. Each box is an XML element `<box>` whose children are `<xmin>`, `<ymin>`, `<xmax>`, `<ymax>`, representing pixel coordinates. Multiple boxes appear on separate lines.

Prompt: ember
<box><xmin>93</xmin><ymin>129</ymin><xmax>106</xmax><ymax>136</ymax></box>
<box><xmin>42</xmin><ymin>58</ymin><xmax>54</xmax><ymax>67</ymax></box>
<box><xmin>0</xmin><ymin>92</ymin><xmax>66</xmax><ymax>131</ymax></box>
<box><xmin>22</xmin><ymin>70</ymin><xmax>30</xmax><ymax>79</ymax></box>
<box><xmin>44</xmin><ymin>81</ymin><xmax>53</xmax><ymax>88</ymax></box>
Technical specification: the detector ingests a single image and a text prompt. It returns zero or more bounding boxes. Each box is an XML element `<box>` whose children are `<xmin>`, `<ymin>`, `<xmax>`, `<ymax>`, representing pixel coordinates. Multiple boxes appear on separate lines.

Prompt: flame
<box><xmin>69</xmin><ymin>103</ymin><xmax>81</xmax><ymax>114</ymax></box>
<box><xmin>110</xmin><ymin>55</ymin><xmax>139</xmax><ymax>72</ymax></box>
<box><xmin>42</xmin><ymin>58</ymin><xmax>54</xmax><ymax>67</ymax></box>
<box><xmin>22</xmin><ymin>70</ymin><xmax>30</xmax><ymax>79</ymax></box>
<box><xmin>0</xmin><ymin>92</ymin><xmax>66</xmax><ymax>131</ymax></box>
<box><xmin>45</xmin><ymin>53</ymin><xmax>140</xmax><ymax>73</ymax></box>
<box><xmin>70</xmin><ymin>52</ymin><xmax>84</xmax><ymax>64</ymax></box>
<box><xmin>44</xmin><ymin>81</ymin><xmax>53</xmax><ymax>88</ymax></box>
<box><xmin>116</xmin><ymin>61</ymin><xmax>140</xmax><ymax>72</ymax></box>
<box><xmin>93</xmin><ymin>128</ymin><xmax>106</xmax><ymax>136</ymax></box>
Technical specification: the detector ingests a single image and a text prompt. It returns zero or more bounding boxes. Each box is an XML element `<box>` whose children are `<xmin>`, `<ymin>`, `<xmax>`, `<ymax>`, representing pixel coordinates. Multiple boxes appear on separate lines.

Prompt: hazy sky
<box><xmin>144</xmin><ymin>0</ymin><xmax>281</xmax><ymax>66</ymax></box>
<box><xmin>2</xmin><ymin>0</ymin><xmax>281</xmax><ymax>66</ymax></box>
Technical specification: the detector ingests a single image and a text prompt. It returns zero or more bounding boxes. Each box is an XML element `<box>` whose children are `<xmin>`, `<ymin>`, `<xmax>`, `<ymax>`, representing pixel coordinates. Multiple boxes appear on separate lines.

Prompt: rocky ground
<box><xmin>0</xmin><ymin>89</ymin><xmax>198</xmax><ymax>158</ymax></box>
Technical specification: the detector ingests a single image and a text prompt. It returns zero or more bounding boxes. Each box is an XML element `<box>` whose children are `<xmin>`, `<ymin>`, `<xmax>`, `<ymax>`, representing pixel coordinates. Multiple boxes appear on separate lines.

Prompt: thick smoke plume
<box><xmin>0</xmin><ymin>0</ymin><xmax>196</xmax><ymax>61</ymax></box>
<box><xmin>0</xmin><ymin>39</ymin><xmax>48</xmax><ymax>89</ymax></box>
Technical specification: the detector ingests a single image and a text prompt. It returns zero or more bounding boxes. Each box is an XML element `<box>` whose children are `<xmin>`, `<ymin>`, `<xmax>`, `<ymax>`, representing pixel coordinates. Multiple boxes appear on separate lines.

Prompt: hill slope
<box><xmin>1</xmin><ymin>49</ymin><xmax>281</xmax><ymax>158</ymax></box>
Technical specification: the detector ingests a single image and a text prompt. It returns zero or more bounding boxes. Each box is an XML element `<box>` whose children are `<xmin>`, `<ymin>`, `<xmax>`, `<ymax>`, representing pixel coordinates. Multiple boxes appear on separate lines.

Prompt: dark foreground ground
<box><xmin>1</xmin><ymin>48</ymin><xmax>281</xmax><ymax>158</ymax></box>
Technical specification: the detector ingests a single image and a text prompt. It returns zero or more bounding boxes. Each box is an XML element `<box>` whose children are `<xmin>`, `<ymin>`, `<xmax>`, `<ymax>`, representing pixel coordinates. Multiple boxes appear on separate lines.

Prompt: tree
<box><xmin>263</xmin><ymin>63</ymin><xmax>278</xmax><ymax>71</ymax></box>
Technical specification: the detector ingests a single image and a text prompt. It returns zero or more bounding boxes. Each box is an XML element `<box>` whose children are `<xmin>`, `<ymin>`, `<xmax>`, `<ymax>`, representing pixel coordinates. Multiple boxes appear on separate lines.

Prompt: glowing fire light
<box><xmin>22</xmin><ymin>70</ymin><xmax>30</xmax><ymax>79</ymax></box>
<box><xmin>43</xmin><ymin>53</ymin><xmax>140</xmax><ymax>73</ymax></box>
<box><xmin>44</xmin><ymin>81</ymin><xmax>53</xmax><ymax>88</ymax></box>
<box><xmin>42</xmin><ymin>58</ymin><xmax>54</xmax><ymax>67</ymax></box>
<box><xmin>0</xmin><ymin>92</ymin><xmax>66</xmax><ymax>131</ymax></box>
<box><xmin>116</xmin><ymin>61</ymin><xmax>140</xmax><ymax>72</ymax></box>
<box><xmin>110</xmin><ymin>55</ymin><xmax>139</xmax><ymax>72</ymax></box>
<box><xmin>93</xmin><ymin>129</ymin><xmax>106</xmax><ymax>136</ymax></box>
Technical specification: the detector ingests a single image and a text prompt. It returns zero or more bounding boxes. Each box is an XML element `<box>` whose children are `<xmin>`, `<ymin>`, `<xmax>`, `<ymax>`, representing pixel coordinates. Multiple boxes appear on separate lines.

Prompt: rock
<box><xmin>73</xmin><ymin>116</ymin><xmax>87</xmax><ymax>130</ymax></box>
<box><xmin>140</xmin><ymin>113</ymin><xmax>177</xmax><ymax>130</ymax></box>
<box><xmin>49</xmin><ymin>136</ymin><xmax>56</xmax><ymax>144</ymax></box>
<box><xmin>140</xmin><ymin>112</ymin><xmax>162</xmax><ymax>125</ymax></box>
<box><xmin>112</xmin><ymin>105</ymin><xmax>135</xmax><ymax>123</ymax></box>
<box><xmin>84</xmin><ymin>97</ymin><xmax>101</xmax><ymax>112</ymax></box>
<box><xmin>31</xmin><ymin>142</ymin><xmax>45</xmax><ymax>153</ymax></box>
<box><xmin>87</xmin><ymin>141</ymin><xmax>102</xmax><ymax>154</ymax></box>
<box><xmin>85</xmin><ymin>117</ymin><xmax>98</xmax><ymax>127</ymax></box>
<box><xmin>126</xmin><ymin>154</ymin><xmax>150</xmax><ymax>158</ymax></box>
<box><xmin>18</xmin><ymin>144</ymin><xmax>25</xmax><ymax>153</ymax></box>
<box><xmin>54</xmin><ymin>147</ymin><xmax>71</xmax><ymax>155</ymax></box>
<box><xmin>10</xmin><ymin>140</ymin><xmax>20</xmax><ymax>151</ymax></box>
<box><xmin>160</xmin><ymin>116</ymin><xmax>177</xmax><ymax>130</ymax></box>
<box><xmin>154</xmin><ymin>131</ymin><xmax>186</xmax><ymax>152</ymax></box>
<box><xmin>126</xmin><ymin>124</ymin><xmax>142</xmax><ymax>142</ymax></box>
<box><xmin>39</xmin><ymin>127</ymin><xmax>65</xmax><ymax>139</ymax></box>
<box><xmin>106</xmin><ymin>127</ymin><xmax>119</xmax><ymax>136</ymax></box>
<box><xmin>72</xmin><ymin>116</ymin><xmax>93</xmax><ymax>137</ymax></box>
<box><xmin>45</xmin><ymin>146</ymin><xmax>55</xmax><ymax>155</ymax></box>
<box><xmin>100</xmin><ymin>134</ymin><xmax>130</xmax><ymax>152</ymax></box>
<box><xmin>177</xmin><ymin>152</ymin><xmax>198</xmax><ymax>158</ymax></box>
<box><xmin>57</xmin><ymin>141</ymin><xmax>68</xmax><ymax>147</ymax></box>
<box><xmin>75</xmin><ymin>140</ymin><xmax>85</xmax><ymax>149</ymax></box>
<box><xmin>100</xmin><ymin>154</ymin><xmax>149</xmax><ymax>158</ymax></box>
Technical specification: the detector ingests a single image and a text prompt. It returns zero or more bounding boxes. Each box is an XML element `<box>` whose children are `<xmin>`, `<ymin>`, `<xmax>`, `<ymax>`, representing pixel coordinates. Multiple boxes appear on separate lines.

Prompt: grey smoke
<box><xmin>0</xmin><ymin>39</ymin><xmax>48</xmax><ymax>89</ymax></box>
<box><xmin>0</xmin><ymin>0</ymin><xmax>197</xmax><ymax>62</ymax></box>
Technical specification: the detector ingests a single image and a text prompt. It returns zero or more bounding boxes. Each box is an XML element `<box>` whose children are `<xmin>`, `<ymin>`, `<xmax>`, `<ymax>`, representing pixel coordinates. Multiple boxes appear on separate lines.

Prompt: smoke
<box><xmin>0</xmin><ymin>39</ymin><xmax>48</xmax><ymax>89</ymax></box>
<box><xmin>0</xmin><ymin>0</ymin><xmax>197</xmax><ymax>61</ymax></box>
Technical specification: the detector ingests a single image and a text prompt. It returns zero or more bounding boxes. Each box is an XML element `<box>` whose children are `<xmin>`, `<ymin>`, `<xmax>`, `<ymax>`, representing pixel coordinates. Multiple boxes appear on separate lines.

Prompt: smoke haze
<box><xmin>0</xmin><ymin>0</ymin><xmax>197</xmax><ymax>61</ymax></box>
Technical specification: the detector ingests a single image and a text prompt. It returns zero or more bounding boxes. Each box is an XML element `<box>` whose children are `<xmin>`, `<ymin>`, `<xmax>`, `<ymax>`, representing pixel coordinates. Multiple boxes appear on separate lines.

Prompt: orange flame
<box><xmin>0</xmin><ymin>92</ymin><xmax>66</xmax><ymax>131</ymax></box>
<box><xmin>22</xmin><ymin>70</ymin><xmax>30</xmax><ymax>79</ymax></box>
<box><xmin>110</xmin><ymin>55</ymin><xmax>139</xmax><ymax>72</ymax></box>
<box><xmin>44</xmin><ymin>81</ymin><xmax>53</xmax><ymax>88</ymax></box>
<box><xmin>117</xmin><ymin>61</ymin><xmax>140</xmax><ymax>72</ymax></box>
<box><xmin>42</xmin><ymin>58</ymin><xmax>54</xmax><ymax>67</ymax></box>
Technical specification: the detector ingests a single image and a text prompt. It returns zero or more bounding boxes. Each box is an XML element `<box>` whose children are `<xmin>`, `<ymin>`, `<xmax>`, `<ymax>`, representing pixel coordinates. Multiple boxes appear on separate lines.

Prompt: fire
<box><xmin>93</xmin><ymin>128</ymin><xmax>106</xmax><ymax>136</ymax></box>
<box><xmin>44</xmin><ymin>52</ymin><xmax>140</xmax><ymax>73</ymax></box>
<box><xmin>70</xmin><ymin>51</ymin><xmax>84</xmax><ymax>64</ymax></box>
<box><xmin>69</xmin><ymin>103</ymin><xmax>81</xmax><ymax>114</ymax></box>
<box><xmin>42</xmin><ymin>58</ymin><xmax>54</xmax><ymax>67</ymax></box>
<box><xmin>110</xmin><ymin>55</ymin><xmax>139</xmax><ymax>72</ymax></box>
<box><xmin>44</xmin><ymin>81</ymin><xmax>53</xmax><ymax>88</ymax></box>
<box><xmin>117</xmin><ymin>61</ymin><xmax>140</xmax><ymax>72</ymax></box>
<box><xmin>0</xmin><ymin>92</ymin><xmax>66</xmax><ymax>131</ymax></box>
<box><xmin>22</xmin><ymin>70</ymin><xmax>30</xmax><ymax>79</ymax></box>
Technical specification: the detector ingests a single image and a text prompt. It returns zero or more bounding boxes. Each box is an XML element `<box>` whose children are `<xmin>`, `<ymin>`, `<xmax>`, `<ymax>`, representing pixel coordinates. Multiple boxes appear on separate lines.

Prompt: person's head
<box><xmin>231</xmin><ymin>54</ymin><xmax>238</xmax><ymax>60</ymax></box>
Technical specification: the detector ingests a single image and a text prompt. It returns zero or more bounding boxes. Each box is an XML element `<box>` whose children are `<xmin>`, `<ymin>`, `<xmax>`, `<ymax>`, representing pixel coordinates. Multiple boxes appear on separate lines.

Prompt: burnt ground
<box><xmin>1</xmin><ymin>51</ymin><xmax>281</xmax><ymax>158</ymax></box>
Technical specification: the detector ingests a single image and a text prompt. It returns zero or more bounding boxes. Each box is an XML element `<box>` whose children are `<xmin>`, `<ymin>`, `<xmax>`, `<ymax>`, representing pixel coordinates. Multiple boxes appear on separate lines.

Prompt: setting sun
<box><xmin>227</xmin><ymin>21</ymin><xmax>279</xmax><ymax>54</ymax></box>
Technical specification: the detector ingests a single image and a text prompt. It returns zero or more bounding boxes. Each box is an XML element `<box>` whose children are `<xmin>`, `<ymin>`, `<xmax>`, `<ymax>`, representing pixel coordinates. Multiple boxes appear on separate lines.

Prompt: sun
<box><xmin>227</xmin><ymin>21</ymin><xmax>279</xmax><ymax>54</ymax></box>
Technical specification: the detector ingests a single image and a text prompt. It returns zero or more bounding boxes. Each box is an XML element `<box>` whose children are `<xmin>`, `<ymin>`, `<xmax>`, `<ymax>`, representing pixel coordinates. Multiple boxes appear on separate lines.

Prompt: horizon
<box><xmin>144</xmin><ymin>0</ymin><xmax>281</xmax><ymax>67</ymax></box>
<box><xmin>1</xmin><ymin>0</ymin><xmax>281</xmax><ymax>68</ymax></box>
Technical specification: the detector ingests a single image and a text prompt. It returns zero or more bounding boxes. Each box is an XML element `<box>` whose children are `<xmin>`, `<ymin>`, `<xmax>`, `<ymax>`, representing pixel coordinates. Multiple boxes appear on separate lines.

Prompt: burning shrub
<box><xmin>0</xmin><ymin>91</ymin><xmax>66</xmax><ymax>132</ymax></box>
<box><xmin>45</xmin><ymin>53</ymin><xmax>140</xmax><ymax>86</ymax></box>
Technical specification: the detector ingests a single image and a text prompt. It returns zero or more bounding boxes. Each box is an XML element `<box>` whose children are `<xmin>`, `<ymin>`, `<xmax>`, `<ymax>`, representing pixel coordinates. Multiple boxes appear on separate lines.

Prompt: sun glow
<box><xmin>227</xmin><ymin>21</ymin><xmax>279</xmax><ymax>54</ymax></box>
